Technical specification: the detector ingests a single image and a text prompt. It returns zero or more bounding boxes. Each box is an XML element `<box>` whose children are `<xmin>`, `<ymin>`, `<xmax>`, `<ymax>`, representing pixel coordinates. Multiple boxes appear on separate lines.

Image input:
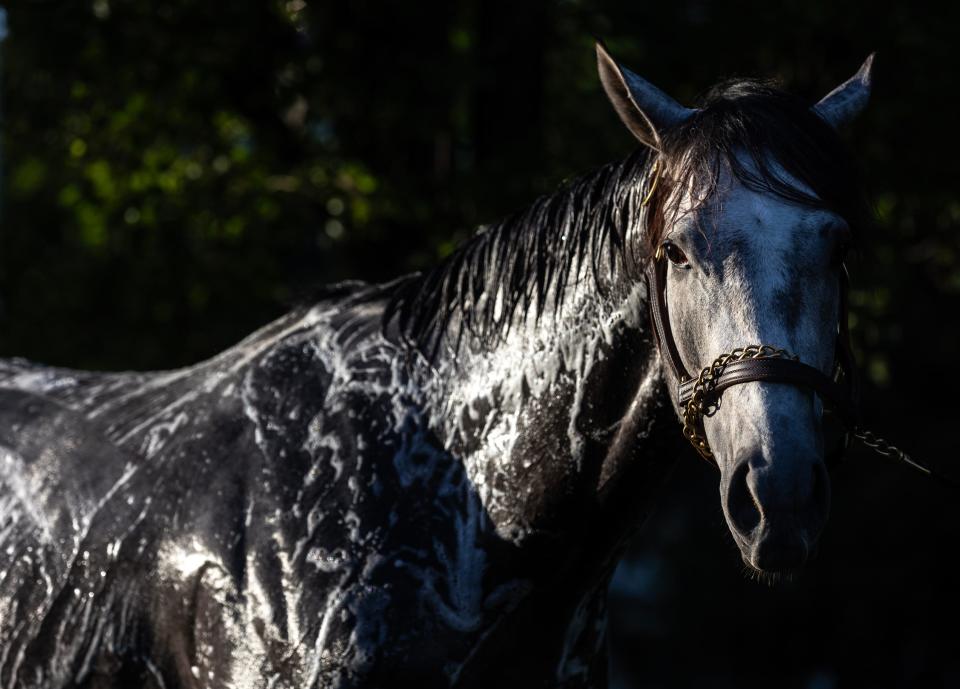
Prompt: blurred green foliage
<box><xmin>3</xmin><ymin>0</ymin><xmax>959</xmax><ymax>386</ymax></box>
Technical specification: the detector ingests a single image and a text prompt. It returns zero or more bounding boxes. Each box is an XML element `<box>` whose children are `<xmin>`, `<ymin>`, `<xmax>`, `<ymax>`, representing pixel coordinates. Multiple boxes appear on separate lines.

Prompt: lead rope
<box><xmin>682</xmin><ymin>345</ymin><xmax>957</xmax><ymax>487</ymax></box>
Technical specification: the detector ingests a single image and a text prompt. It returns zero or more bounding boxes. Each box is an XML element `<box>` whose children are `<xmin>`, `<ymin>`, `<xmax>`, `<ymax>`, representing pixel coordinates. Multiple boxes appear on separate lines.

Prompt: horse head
<box><xmin>598</xmin><ymin>45</ymin><xmax>874</xmax><ymax>575</ymax></box>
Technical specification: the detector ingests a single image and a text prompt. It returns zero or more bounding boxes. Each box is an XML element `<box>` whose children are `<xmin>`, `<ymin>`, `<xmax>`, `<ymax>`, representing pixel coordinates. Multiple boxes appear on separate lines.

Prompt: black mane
<box><xmin>384</xmin><ymin>149</ymin><xmax>652</xmax><ymax>357</ymax></box>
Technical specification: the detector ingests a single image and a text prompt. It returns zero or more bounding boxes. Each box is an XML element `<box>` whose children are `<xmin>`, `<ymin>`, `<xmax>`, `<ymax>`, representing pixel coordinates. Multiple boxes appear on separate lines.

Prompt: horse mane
<box><xmin>645</xmin><ymin>78</ymin><xmax>870</xmax><ymax>252</ymax></box>
<box><xmin>383</xmin><ymin>149</ymin><xmax>653</xmax><ymax>358</ymax></box>
<box><xmin>384</xmin><ymin>78</ymin><xmax>869</xmax><ymax>360</ymax></box>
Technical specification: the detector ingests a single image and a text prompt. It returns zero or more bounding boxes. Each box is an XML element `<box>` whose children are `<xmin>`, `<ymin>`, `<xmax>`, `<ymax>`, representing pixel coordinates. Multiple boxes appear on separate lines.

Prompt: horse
<box><xmin>0</xmin><ymin>44</ymin><xmax>874</xmax><ymax>688</ymax></box>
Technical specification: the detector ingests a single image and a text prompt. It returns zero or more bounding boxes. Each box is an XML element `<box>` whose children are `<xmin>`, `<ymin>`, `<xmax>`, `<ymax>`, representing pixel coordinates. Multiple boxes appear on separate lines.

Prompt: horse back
<box><xmin>0</xmin><ymin>291</ymin><xmax>402</xmax><ymax>686</ymax></box>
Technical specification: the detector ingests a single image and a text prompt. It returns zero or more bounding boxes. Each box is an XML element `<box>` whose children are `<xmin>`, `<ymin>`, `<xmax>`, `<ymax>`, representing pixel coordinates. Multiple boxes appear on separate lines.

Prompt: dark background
<box><xmin>2</xmin><ymin>2</ymin><xmax>958</xmax><ymax>687</ymax></box>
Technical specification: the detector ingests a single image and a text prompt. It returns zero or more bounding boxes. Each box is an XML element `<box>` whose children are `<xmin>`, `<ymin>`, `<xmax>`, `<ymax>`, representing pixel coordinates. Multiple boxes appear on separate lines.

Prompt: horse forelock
<box><xmin>645</xmin><ymin>78</ymin><xmax>870</xmax><ymax>255</ymax></box>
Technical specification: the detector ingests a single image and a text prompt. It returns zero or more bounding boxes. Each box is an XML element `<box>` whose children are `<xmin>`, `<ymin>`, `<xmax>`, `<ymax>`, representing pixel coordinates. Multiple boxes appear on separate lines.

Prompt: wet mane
<box><xmin>383</xmin><ymin>149</ymin><xmax>652</xmax><ymax>357</ymax></box>
<box><xmin>385</xmin><ymin>79</ymin><xmax>869</xmax><ymax>359</ymax></box>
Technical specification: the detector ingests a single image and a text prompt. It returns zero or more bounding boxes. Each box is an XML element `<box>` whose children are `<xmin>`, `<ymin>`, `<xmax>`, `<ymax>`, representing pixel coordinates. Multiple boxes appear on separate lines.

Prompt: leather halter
<box><xmin>644</xmin><ymin>249</ymin><xmax>860</xmax><ymax>465</ymax></box>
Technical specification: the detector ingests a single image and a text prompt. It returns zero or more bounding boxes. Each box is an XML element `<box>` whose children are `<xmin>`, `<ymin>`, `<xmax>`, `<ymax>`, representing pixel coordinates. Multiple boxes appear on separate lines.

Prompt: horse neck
<box><xmin>423</xmin><ymin>259</ymin><xmax>675</xmax><ymax>558</ymax></box>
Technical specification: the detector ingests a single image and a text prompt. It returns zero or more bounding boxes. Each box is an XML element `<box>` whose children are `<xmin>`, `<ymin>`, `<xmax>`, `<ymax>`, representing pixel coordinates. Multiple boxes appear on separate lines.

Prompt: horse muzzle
<box><xmin>721</xmin><ymin>443</ymin><xmax>831</xmax><ymax>573</ymax></box>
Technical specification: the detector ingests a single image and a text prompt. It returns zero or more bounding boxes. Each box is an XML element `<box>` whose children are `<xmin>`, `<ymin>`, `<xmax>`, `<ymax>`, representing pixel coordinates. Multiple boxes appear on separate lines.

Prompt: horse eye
<box><xmin>662</xmin><ymin>241</ymin><xmax>689</xmax><ymax>266</ymax></box>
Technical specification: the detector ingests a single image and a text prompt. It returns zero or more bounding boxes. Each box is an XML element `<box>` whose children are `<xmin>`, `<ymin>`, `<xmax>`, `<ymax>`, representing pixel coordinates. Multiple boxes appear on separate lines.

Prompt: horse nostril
<box><xmin>726</xmin><ymin>460</ymin><xmax>761</xmax><ymax>534</ymax></box>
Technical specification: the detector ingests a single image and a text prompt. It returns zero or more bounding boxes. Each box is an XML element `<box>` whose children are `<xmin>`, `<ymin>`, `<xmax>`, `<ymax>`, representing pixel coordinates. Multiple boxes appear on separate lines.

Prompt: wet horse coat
<box><xmin>0</xmin><ymin>269</ymin><xmax>678</xmax><ymax>687</ymax></box>
<box><xmin>0</xmin><ymin>45</ymin><xmax>874</xmax><ymax>689</ymax></box>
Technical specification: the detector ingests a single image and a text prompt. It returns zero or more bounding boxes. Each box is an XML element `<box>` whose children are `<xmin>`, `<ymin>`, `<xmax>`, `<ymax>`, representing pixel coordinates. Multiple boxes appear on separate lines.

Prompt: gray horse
<box><xmin>0</xmin><ymin>44</ymin><xmax>872</xmax><ymax>688</ymax></box>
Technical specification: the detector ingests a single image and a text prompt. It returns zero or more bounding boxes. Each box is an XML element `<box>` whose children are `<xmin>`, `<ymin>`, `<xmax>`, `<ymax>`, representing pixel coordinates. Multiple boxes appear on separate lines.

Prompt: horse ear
<box><xmin>596</xmin><ymin>42</ymin><xmax>694</xmax><ymax>150</ymax></box>
<box><xmin>813</xmin><ymin>53</ymin><xmax>875</xmax><ymax>129</ymax></box>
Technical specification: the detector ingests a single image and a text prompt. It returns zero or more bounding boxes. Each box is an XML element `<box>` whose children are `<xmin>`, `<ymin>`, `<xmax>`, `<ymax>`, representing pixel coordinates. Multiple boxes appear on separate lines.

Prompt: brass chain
<box><xmin>681</xmin><ymin>344</ymin><xmax>795</xmax><ymax>460</ymax></box>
